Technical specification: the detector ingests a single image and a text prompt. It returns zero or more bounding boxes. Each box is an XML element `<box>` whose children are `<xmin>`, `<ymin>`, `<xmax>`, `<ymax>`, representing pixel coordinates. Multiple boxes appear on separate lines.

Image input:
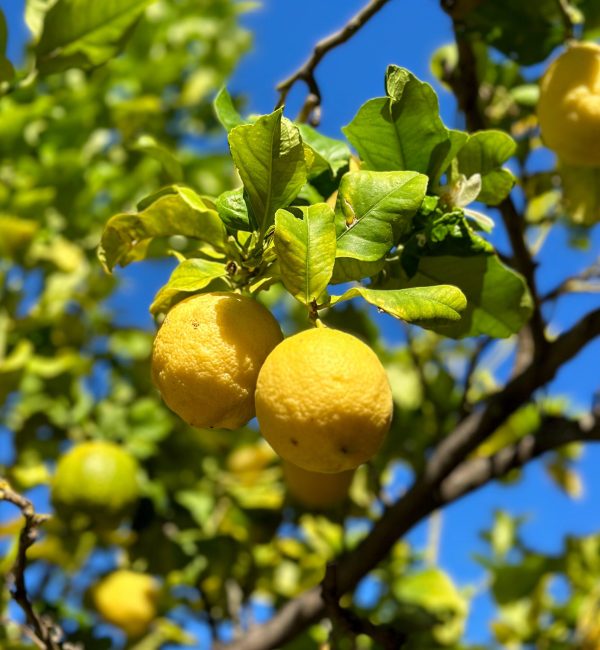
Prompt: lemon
<box><xmin>92</xmin><ymin>570</ymin><xmax>158</xmax><ymax>637</ymax></box>
<box><xmin>255</xmin><ymin>327</ymin><xmax>393</xmax><ymax>473</ymax></box>
<box><xmin>282</xmin><ymin>460</ymin><xmax>354</xmax><ymax>509</ymax></box>
<box><xmin>51</xmin><ymin>441</ymin><xmax>139</xmax><ymax>528</ymax></box>
<box><xmin>226</xmin><ymin>442</ymin><xmax>277</xmax><ymax>485</ymax></box>
<box><xmin>538</xmin><ymin>42</ymin><xmax>600</xmax><ymax>166</ymax></box>
<box><xmin>152</xmin><ymin>292</ymin><xmax>283</xmax><ymax>430</ymax></box>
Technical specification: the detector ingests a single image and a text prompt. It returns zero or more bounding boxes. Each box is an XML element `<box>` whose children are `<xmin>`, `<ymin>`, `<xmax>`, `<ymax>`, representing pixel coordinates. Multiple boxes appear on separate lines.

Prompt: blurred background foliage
<box><xmin>0</xmin><ymin>1</ymin><xmax>599</xmax><ymax>649</ymax></box>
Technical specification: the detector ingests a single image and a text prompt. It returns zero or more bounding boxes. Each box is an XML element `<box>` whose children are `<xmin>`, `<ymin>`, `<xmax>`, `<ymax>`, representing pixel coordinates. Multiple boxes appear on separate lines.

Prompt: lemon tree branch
<box><xmin>443</xmin><ymin>7</ymin><xmax>548</xmax><ymax>368</ymax></box>
<box><xmin>275</xmin><ymin>0</ymin><xmax>393</xmax><ymax>124</ymax></box>
<box><xmin>218</xmin><ymin>307</ymin><xmax>600</xmax><ymax>650</ymax></box>
<box><xmin>0</xmin><ymin>480</ymin><xmax>77</xmax><ymax>650</ymax></box>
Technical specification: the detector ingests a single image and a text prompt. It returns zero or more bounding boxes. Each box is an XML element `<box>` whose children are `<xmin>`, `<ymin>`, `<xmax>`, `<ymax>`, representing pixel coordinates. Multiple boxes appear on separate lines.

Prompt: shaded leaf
<box><xmin>297</xmin><ymin>124</ymin><xmax>351</xmax><ymax>177</ymax></box>
<box><xmin>330</xmin><ymin>256</ymin><xmax>385</xmax><ymax>284</ymax></box>
<box><xmin>463</xmin><ymin>0</ymin><xmax>568</xmax><ymax>65</ymax></box>
<box><xmin>35</xmin><ymin>0</ymin><xmax>152</xmax><ymax>74</ymax></box>
<box><xmin>0</xmin><ymin>10</ymin><xmax>14</xmax><ymax>82</ymax></box>
<box><xmin>132</xmin><ymin>135</ymin><xmax>183</xmax><ymax>182</ymax></box>
<box><xmin>393</xmin><ymin>567</ymin><xmax>468</xmax><ymax>646</ymax></box>
<box><xmin>216</xmin><ymin>187</ymin><xmax>252</xmax><ymax>232</ymax></box>
<box><xmin>274</xmin><ymin>204</ymin><xmax>336</xmax><ymax>306</ymax></box>
<box><xmin>98</xmin><ymin>185</ymin><xmax>227</xmax><ymax>272</ymax></box>
<box><xmin>491</xmin><ymin>554</ymin><xmax>557</xmax><ymax>605</ymax></box>
<box><xmin>403</xmin><ymin>254</ymin><xmax>533</xmax><ymax>338</ymax></box>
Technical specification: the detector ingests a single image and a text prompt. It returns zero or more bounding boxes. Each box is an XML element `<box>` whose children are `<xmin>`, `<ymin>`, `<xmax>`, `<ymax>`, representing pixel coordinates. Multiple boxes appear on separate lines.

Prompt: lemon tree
<box><xmin>1</xmin><ymin>1</ymin><xmax>600</xmax><ymax>650</ymax></box>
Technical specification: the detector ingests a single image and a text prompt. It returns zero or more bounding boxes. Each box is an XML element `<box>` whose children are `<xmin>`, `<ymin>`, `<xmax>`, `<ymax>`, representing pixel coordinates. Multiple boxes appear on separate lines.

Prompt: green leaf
<box><xmin>394</xmin><ymin>567</ymin><xmax>468</xmax><ymax>646</ymax></box>
<box><xmin>296</xmin><ymin>124</ymin><xmax>351</xmax><ymax>177</ymax></box>
<box><xmin>25</xmin><ymin>0</ymin><xmax>58</xmax><ymax>41</ymax></box>
<box><xmin>216</xmin><ymin>187</ymin><xmax>252</xmax><ymax>232</ymax></box>
<box><xmin>335</xmin><ymin>170</ymin><xmax>427</xmax><ymax>262</ymax></box>
<box><xmin>488</xmin><ymin>511</ymin><xmax>520</xmax><ymax>559</ymax></box>
<box><xmin>228</xmin><ymin>109</ymin><xmax>307</xmax><ymax>235</ymax></box>
<box><xmin>35</xmin><ymin>0</ymin><xmax>152</xmax><ymax>74</ymax></box>
<box><xmin>343</xmin><ymin>66</ymin><xmax>453</xmax><ymax>180</ymax></box>
<box><xmin>456</xmin><ymin>131</ymin><xmax>516</xmax><ymax>205</ymax></box>
<box><xmin>214</xmin><ymin>87</ymin><xmax>246</xmax><ymax>132</ymax></box>
<box><xmin>132</xmin><ymin>135</ymin><xmax>183</xmax><ymax>182</ymax></box>
<box><xmin>150</xmin><ymin>258</ymin><xmax>228</xmax><ymax>315</ymax></box>
<box><xmin>331</xmin><ymin>285</ymin><xmax>466</xmax><ymax>324</ymax></box>
<box><xmin>559</xmin><ymin>161</ymin><xmax>600</xmax><ymax>226</ymax></box>
<box><xmin>491</xmin><ymin>554</ymin><xmax>556</xmax><ymax>605</ymax></box>
<box><xmin>405</xmin><ymin>254</ymin><xmax>533</xmax><ymax>338</ymax></box>
<box><xmin>0</xmin><ymin>10</ymin><xmax>14</xmax><ymax>83</ymax></box>
<box><xmin>274</xmin><ymin>204</ymin><xmax>336</xmax><ymax>306</ymax></box>
<box><xmin>330</xmin><ymin>257</ymin><xmax>385</xmax><ymax>284</ymax></box>
<box><xmin>545</xmin><ymin>456</ymin><xmax>583</xmax><ymax>499</ymax></box>
<box><xmin>463</xmin><ymin>0</ymin><xmax>568</xmax><ymax>66</ymax></box>
<box><xmin>98</xmin><ymin>185</ymin><xmax>227</xmax><ymax>272</ymax></box>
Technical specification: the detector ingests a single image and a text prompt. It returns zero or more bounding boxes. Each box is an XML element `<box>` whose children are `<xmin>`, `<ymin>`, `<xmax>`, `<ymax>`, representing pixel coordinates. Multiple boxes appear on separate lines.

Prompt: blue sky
<box><xmin>1</xmin><ymin>0</ymin><xmax>599</xmax><ymax>645</ymax></box>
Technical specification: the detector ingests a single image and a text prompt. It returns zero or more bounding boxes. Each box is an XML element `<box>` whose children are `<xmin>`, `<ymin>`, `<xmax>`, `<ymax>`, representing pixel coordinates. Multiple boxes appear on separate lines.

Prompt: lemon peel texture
<box><xmin>256</xmin><ymin>327</ymin><xmax>393</xmax><ymax>473</ymax></box>
<box><xmin>152</xmin><ymin>292</ymin><xmax>283</xmax><ymax>430</ymax></box>
<box><xmin>538</xmin><ymin>42</ymin><xmax>600</xmax><ymax>166</ymax></box>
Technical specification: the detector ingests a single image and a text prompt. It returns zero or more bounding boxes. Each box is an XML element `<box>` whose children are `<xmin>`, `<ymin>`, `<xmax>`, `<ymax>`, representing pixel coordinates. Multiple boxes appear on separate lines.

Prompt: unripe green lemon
<box><xmin>538</xmin><ymin>42</ymin><xmax>600</xmax><ymax>166</ymax></box>
<box><xmin>152</xmin><ymin>292</ymin><xmax>283</xmax><ymax>430</ymax></box>
<box><xmin>255</xmin><ymin>327</ymin><xmax>393</xmax><ymax>473</ymax></box>
<box><xmin>91</xmin><ymin>570</ymin><xmax>158</xmax><ymax>637</ymax></box>
<box><xmin>51</xmin><ymin>441</ymin><xmax>140</xmax><ymax>528</ymax></box>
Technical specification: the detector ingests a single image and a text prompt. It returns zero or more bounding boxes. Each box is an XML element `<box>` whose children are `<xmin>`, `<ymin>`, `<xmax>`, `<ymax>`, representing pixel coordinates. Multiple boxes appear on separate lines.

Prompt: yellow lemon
<box><xmin>255</xmin><ymin>327</ymin><xmax>392</xmax><ymax>473</ymax></box>
<box><xmin>51</xmin><ymin>441</ymin><xmax>139</xmax><ymax>528</ymax></box>
<box><xmin>282</xmin><ymin>460</ymin><xmax>354</xmax><ymax>509</ymax></box>
<box><xmin>152</xmin><ymin>292</ymin><xmax>283</xmax><ymax>430</ymax></box>
<box><xmin>226</xmin><ymin>442</ymin><xmax>277</xmax><ymax>485</ymax></box>
<box><xmin>92</xmin><ymin>570</ymin><xmax>158</xmax><ymax>637</ymax></box>
<box><xmin>538</xmin><ymin>42</ymin><xmax>600</xmax><ymax>166</ymax></box>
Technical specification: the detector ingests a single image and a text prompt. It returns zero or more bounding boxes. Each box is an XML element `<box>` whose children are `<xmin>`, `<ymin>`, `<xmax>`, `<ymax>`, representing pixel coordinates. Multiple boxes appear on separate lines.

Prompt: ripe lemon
<box><xmin>51</xmin><ymin>441</ymin><xmax>139</xmax><ymax>528</ymax></box>
<box><xmin>226</xmin><ymin>442</ymin><xmax>277</xmax><ymax>485</ymax></box>
<box><xmin>152</xmin><ymin>292</ymin><xmax>283</xmax><ymax>430</ymax></box>
<box><xmin>538</xmin><ymin>42</ymin><xmax>600</xmax><ymax>166</ymax></box>
<box><xmin>282</xmin><ymin>460</ymin><xmax>354</xmax><ymax>509</ymax></box>
<box><xmin>92</xmin><ymin>570</ymin><xmax>158</xmax><ymax>637</ymax></box>
<box><xmin>255</xmin><ymin>327</ymin><xmax>392</xmax><ymax>473</ymax></box>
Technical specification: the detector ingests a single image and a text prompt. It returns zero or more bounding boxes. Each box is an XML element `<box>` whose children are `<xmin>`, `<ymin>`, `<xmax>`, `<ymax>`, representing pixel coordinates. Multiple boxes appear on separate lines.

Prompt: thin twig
<box><xmin>0</xmin><ymin>480</ymin><xmax>77</xmax><ymax>650</ymax></box>
<box><xmin>555</xmin><ymin>0</ymin><xmax>576</xmax><ymax>40</ymax></box>
<box><xmin>275</xmin><ymin>0</ymin><xmax>393</xmax><ymax>125</ymax></box>
<box><xmin>542</xmin><ymin>261</ymin><xmax>600</xmax><ymax>302</ymax></box>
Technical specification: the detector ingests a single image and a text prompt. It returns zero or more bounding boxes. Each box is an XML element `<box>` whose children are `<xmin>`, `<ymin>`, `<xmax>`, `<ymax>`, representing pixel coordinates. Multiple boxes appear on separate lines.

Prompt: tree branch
<box><xmin>440</xmin><ymin>413</ymin><xmax>600</xmax><ymax>500</ymax></box>
<box><xmin>0</xmin><ymin>480</ymin><xmax>78</xmax><ymax>650</ymax></box>
<box><xmin>542</xmin><ymin>260</ymin><xmax>600</xmax><ymax>302</ymax></box>
<box><xmin>444</xmin><ymin>11</ymin><xmax>547</xmax><ymax>368</ymax></box>
<box><xmin>322</xmin><ymin>563</ymin><xmax>406</xmax><ymax>649</ymax></box>
<box><xmin>219</xmin><ymin>307</ymin><xmax>600</xmax><ymax>650</ymax></box>
<box><xmin>275</xmin><ymin>0</ymin><xmax>393</xmax><ymax>124</ymax></box>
